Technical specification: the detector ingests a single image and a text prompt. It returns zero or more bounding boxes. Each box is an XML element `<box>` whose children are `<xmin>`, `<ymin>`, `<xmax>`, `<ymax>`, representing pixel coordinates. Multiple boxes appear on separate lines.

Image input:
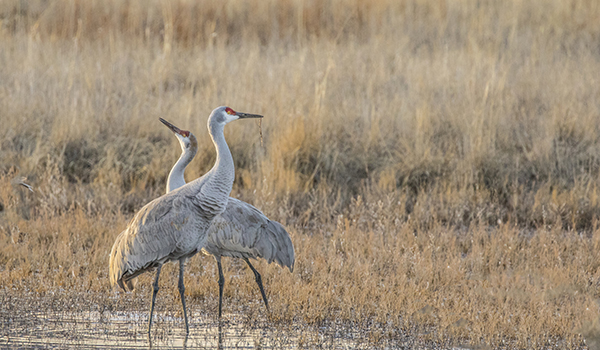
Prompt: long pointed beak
<box><xmin>159</xmin><ymin>118</ymin><xmax>183</xmax><ymax>134</ymax></box>
<box><xmin>236</xmin><ymin>112</ymin><xmax>263</xmax><ymax>119</ymax></box>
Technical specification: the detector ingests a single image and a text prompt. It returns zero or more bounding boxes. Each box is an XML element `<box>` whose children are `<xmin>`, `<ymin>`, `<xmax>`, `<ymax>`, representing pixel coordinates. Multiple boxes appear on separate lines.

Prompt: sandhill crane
<box><xmin>159</xmin><ymin>117</ymin><xmax>294</xmax><ymax>318</ymax></box>
<box><xmin>109</xmin><ymin>106</ymin><xmax>263</xmax><ymax>334</ymax></box>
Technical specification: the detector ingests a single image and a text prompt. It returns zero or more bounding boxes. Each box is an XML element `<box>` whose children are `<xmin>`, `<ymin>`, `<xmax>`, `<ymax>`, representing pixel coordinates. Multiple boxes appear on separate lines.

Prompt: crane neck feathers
<box><xmin>207</xmin><ymin>122</ymin><xmax>235</xmax><ymax>185</ymax></box>
<box><xmin>167</xmin><ymin>142</ymin><xmax>197</xmax><ymax>193</ymax></box>
<box><xmin>171</xmin><ymin>119</ymin><xmax>234</xmax><ymax>218</ymax></box>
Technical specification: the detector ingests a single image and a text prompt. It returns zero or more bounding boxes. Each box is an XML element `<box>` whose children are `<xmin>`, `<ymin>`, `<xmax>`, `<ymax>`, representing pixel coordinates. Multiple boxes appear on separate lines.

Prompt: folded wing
<box><xmin>204</xmin><ymin>198</ymin><xmax>295</xmax><ymax>271</ymax></box>
<box><xmin>109</xmin><ymin>193</ymin><xmax>197</xmax><ymax>290</ymax></box>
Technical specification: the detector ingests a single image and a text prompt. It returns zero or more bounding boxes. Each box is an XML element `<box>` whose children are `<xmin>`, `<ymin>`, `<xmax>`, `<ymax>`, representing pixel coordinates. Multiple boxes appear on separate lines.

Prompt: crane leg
<box><xmin>148</xmin><ymin>264</ymin><xmax>162</xmax><ymax>334</ymax></box>
<box><xmin>178</xmin><ymin>259</ymin><xmax>190</xmax><ymax>334</ymax></box>
<box><xmin>216</xmin><ymin>257</ymin><xmax>225</xmax><ymax>319</ymax></box>
<box><xmin>244</xmin><ymin>258</ymin><xmax>269</xmax><ymax>312</ymax></box>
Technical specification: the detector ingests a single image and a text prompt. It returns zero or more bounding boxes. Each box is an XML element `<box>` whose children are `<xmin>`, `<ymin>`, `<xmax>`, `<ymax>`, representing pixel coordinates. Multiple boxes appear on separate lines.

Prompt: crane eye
<box><xmin>181</xmin><ymin>131</ymin><xmax>190</xmax><ymax>137</ymax></box>
<box><xmin>225</xmin><ymin>107</ymin><xmax>236</xmax><ymax>115</ymax></box>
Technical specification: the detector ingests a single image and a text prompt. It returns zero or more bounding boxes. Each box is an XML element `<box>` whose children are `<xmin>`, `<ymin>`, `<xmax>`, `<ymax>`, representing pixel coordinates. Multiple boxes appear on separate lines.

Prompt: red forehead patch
<box><xmin>225</xmin><ymin>107</ymin><xmax>236</xmax><ymax>115</ymax></box>
<box><xmin>181</xmin><ymin>130</ymin><xmax>190</xmax><ymax>137</ymax></box>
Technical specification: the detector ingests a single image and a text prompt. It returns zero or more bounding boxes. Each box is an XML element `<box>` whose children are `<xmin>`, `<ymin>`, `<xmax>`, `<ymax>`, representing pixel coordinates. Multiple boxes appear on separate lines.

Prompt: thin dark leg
<box><xmin>178</xmin><ymin>259</ymin><xmax>190</xmax><ymax>334</ymax></box>
<box><xmin>148</xmin><ymin>264</ymin><xmax>163</xmax><ymax>334</ymax></box>
<box><xmin>217</xmin><ymin>321</ymin><xmax>224</xmax><ymax>350</ymax></box>
<box><xmin>216</xmin><ymin>257</ymin><xmax>225</xmax><ymax>319</ymax></box>
<box><xmin>244</xmin><ymin>258</ymin><xmax>269</xmax><ymax>312</ymax></box>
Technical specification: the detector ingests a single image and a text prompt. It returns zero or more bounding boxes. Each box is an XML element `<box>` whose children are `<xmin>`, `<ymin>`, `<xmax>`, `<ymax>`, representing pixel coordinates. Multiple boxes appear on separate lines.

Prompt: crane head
<box><xmin>209</xmin><ymin>106</ymin><xmax>263</xmax><ymax>127</ymax></box>
<box><xmin>159</xmin><ymin>118</ymin><xmax>197</xmax><ymax>151</ymax></box>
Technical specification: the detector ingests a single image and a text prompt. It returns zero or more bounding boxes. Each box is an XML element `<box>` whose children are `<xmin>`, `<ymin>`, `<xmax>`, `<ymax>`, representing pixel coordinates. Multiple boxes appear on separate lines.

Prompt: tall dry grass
<box><xmin>1</xmin><ymin>0</ymin><xmax>600</xmax><ymax>348</ymax></box>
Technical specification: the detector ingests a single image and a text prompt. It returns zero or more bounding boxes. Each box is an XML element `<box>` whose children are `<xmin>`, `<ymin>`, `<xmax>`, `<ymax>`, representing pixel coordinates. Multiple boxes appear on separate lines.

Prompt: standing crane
<box><xmin>109</xmin><ymin>106</ymin><xmax>263</xmax><ymax>334</ymax></box>
<box><xmin>159</xmin><ymin>117</ymin><xmax>294</xmax><ymax>318</ymax></box>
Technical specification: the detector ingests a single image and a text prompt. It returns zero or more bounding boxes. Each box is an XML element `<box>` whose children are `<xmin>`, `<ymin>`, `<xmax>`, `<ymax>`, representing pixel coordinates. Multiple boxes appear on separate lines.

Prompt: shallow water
<box><xmin>0</xmin><ymin>308</ymin><xmax>369</xmax><ymax>349</ymax></box>
<box><xmin>0</xmin><ymin>289</ymin><xmax>588</xmax><ymax>349</ymax></box>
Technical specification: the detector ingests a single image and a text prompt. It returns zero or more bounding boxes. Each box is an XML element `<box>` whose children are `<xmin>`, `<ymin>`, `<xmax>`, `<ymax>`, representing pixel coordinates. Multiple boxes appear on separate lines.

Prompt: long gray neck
<box><xmin>185</xmin><ymin>122</ymin><xmax>235</xmax><ymax>218</ymax></box>
<box><xmin>166</xmin><ymin>145</ymin><xmax>196</xmax><ymax>193</ymax></box>
<box><xmin>206</xmin><ymin>123</ymin><xmax>235</xmax><ymax>191</ymax></box>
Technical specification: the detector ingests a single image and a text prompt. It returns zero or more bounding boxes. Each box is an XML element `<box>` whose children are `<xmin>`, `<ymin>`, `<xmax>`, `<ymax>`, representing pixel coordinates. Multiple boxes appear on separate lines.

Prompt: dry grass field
<box><xmin>1</xmin><ymin>0</ymin><xmax>600</xmax><ymax>348</ymax></box>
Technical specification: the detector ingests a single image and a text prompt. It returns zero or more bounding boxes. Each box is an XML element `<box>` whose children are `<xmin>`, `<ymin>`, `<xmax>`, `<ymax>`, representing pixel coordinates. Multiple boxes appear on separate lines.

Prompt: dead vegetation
<box><xmin>1</xmin><ymin>0</ymin><xmax>600</xmax><ymax>348</ymax></box>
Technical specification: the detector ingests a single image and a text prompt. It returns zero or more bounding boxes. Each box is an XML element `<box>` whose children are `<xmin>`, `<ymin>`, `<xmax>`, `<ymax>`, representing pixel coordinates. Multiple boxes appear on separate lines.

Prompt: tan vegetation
<box><xmin>1</xmin><ymin>0</ymin><xmax>600</xmax><ymax>348</ymax></box>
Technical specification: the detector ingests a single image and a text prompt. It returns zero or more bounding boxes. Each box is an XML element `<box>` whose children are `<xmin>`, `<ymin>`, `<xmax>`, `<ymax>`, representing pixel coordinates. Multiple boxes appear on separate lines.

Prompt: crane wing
<box><xmin>205</xmin><ymin>198</ymin><xmax>295</xmax><ymax>271</ymax></box>
<box><xmin>109</xmin><ymin>192</ymin><xmax>194</xmax><ymax>290</ymax></box>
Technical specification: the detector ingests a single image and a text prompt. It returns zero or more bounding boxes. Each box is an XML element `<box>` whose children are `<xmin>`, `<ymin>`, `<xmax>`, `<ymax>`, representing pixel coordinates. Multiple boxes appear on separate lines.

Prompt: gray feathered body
<box><xmin>163</xmin><ymin>126</ymin><xmax>295</xmax><ymax>273</ymax></box>
<box><xmin>110</xmin><ymin>116</ymin><xmax>236</xmax><ymax>291</ymax></box>
<box><xmin>203</xmin><ymin>198</ymin><xmax>295</xmax><ymax>271</ymax></box>
<box><xmin>109</xmin><ymin>173</ymin><xmax>232</xmax><ymax>290</ymax></box>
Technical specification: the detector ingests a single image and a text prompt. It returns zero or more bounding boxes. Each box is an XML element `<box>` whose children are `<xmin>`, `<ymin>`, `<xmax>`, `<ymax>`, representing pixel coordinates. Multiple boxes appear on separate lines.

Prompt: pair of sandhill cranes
<box><xmin>109</xmin><ymin>106</ymin><xmax>295</xmax><ymax>334</ymax></box>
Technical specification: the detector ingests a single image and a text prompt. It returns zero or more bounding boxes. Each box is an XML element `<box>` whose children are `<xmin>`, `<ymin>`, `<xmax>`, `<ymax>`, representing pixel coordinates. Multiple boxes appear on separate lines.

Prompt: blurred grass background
<box><xmin>1</xmin><ymin>0</ymin><xmax>600</xmax><ymax>348</ymax></box>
